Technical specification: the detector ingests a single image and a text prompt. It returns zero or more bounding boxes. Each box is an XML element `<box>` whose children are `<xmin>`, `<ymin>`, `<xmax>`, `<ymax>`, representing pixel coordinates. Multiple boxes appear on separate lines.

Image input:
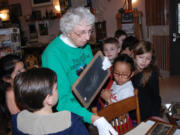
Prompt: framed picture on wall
<box><xmin>28</xmin><ymin>23</ymin><xmax>38</xmax><ymax>41</ymax></box>
<box><xmin>9</xmin><ymin>3</ymin><xmax>22</xmax><ymax>17</ymax></box>
<box><xmin>32</xmin><ymin>0</ymin><xmax>52</xmax><ymax>7</ymax></box>
<box><xmin>38</xmin><ymin>21</ymin><xmax>48</xmax><ymax>36</ymax></box>
<box><xmin>32</xmin><ymin>10</ymin><xmax>42</xmax><ymax>20</ymax></box>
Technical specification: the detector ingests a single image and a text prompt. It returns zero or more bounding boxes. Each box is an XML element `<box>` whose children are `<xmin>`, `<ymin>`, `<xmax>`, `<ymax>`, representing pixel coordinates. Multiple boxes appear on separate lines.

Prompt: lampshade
<box><xmin>0</xmin><ymin>9</ymin><xmax>10</xmax><ymax>21</ymax></box>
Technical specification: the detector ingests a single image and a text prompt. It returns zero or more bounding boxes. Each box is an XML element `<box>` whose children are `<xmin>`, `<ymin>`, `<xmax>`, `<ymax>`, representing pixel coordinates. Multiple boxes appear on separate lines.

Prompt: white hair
<box><xmin>60</xmin><ymin>7</ymin><xmax>95</xmax><ymax>35</ymax></box>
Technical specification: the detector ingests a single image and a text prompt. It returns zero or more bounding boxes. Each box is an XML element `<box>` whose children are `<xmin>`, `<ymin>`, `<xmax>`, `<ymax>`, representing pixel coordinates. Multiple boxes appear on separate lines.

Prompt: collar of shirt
<box><xmin>60</xmin><ymin>34</ymin><xmax>77</xmax><ymax>48</ymax></box>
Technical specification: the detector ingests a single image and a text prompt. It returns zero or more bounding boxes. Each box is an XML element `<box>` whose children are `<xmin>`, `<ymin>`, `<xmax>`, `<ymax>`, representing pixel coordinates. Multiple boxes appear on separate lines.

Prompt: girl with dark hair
<box><xmin>101</xmin><ymin>54</ymin><xmax>135</xmax><ymax>105</ymax></box>
<box><xmin>100</xmin><ymin>54</ymin><xmax>135</xmax><ymax>133</ymax></box>
<box><xmin>131</xmin><ymin>40</ymin><xmax>162</xmax><ymax>121</ymax></box>
<box><xmin>0</xmin><ymin>54</ymin><xmax>25</xmax><ymax>133</ymax></box>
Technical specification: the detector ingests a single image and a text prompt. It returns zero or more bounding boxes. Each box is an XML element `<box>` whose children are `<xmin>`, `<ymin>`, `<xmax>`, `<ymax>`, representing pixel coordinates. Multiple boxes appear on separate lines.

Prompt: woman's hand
<box><xmin>91</xmin><ymin>115</ymin><xmax>118</xmax><ymax>135</ymax></box>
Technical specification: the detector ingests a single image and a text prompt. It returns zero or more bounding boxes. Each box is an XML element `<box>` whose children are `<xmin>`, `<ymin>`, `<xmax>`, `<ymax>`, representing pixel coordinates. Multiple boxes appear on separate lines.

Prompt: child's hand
<box><xmin>100</xmin><ymin>89</ymin><xmax>112</xmax><ymax>104</ymax></box>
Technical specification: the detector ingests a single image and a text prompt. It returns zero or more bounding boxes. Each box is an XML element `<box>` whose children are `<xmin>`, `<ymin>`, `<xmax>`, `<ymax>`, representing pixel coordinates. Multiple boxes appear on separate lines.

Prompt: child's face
<box><xmin>11</xmin><ymin>61</ymin><xmax>25</xmax><ymax>80</ymax></box>
<box><xmin>118</xmin><ymin>35</ymin><xmax>126</xmax><ymax>47</ymax></box>
<box><xmin>103</xmin><ymin>43</ymin><xmax>120</xmax><ymax>63</ymax></box>
<box><xmin>121</xmin><ymin>47</ymin><xmax>133</xmax><ymax>57</ymax></box>
<box><xmin>113</xmin><ymin>61</ymin><xmax>132</xmax><ymax>85</ymax></box>
<box><xmin>51</xmin><ymin>83</ymin><xmax>59</xmax><ymax>106</ymax></box>
<box><xmin>135</xmin><ymin>52</ymin><xmax>152</xmax><ymax>71</ymax></box>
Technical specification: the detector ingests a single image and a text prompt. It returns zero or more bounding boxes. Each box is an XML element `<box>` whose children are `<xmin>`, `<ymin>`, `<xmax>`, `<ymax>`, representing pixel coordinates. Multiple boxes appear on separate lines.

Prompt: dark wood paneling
<box><xmin>145</xmin><ymin>0</ymin><xmax>168</xmax><ymax>26</ymax></box>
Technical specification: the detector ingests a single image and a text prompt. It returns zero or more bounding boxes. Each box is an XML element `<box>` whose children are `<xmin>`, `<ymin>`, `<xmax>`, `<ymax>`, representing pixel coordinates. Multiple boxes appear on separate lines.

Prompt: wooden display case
<box><xmin>95</xmin><ymin>21</ymin><xmax>107</xmax><ymax>41</ymax></box>
<box><xmin>116</xmin><ymin>10</ymin><xmax>143</xmax><ymax>40</ymax></box>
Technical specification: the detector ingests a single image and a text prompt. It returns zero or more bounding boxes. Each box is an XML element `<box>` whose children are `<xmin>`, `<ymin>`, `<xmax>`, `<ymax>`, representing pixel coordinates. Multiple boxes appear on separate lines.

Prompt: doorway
<box><xmin>169</xmin><ymin>0</ymin><xmax>180</xmax><ymax>75</ymax></box>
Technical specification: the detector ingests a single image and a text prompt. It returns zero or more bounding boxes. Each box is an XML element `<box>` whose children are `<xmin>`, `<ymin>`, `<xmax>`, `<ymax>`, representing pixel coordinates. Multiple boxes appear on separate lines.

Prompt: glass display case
<box><xmin>0</xmin><ymin>27</ymin><xmax>21</xmax><ymax>58</ymax></box>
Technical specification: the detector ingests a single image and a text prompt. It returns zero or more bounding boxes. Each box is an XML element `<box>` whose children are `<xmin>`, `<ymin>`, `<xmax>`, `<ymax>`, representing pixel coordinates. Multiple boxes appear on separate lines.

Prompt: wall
<box><xmin>92</xmin><ymin>0</ymin><xmax>148</xmax><ymax>39</ymax></box>
<box><xmin>9</xmin><ymin>0</ymin><xmax>148</xmax><ymax>43</ymax></box>
<box><xmin>8</xmin><ymin>0</ymin><xmax>60</xmax><ymax>44</ymax></box>
<box><xmin>8</xmin><ymin>0</ymin><xmax>167</xmax><ymax>43</ymax></box>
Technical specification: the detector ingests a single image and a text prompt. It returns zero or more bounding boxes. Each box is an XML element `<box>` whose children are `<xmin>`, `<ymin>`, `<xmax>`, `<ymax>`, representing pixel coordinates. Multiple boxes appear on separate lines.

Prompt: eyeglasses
<box><xmin>72</xmin><ymin>29</ymin><xmax>94</xmax><ymax>37</ymax></box>
<box><xmin>113</xmin><ymin>72</ymin><xmax>131</xmax><ymax>79</ymax></box>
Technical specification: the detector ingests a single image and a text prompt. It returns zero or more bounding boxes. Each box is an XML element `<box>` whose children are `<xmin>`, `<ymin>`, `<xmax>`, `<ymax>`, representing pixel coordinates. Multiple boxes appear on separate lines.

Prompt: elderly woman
<box><xmin>42</xmin><ymin>7</ymin><xmax>117</xmax><ymax>135</ymax></box>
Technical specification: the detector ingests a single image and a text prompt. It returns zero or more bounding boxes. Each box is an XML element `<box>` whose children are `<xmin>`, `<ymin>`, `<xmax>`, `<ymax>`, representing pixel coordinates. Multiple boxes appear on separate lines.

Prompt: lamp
<box><xmin>53</xmin><ymin>0</ymin><xmax>61</xmax><ymax>18</ymax></box>
<box><xmin>54</xmin><ymin>3</ymin><xmax>61</xmax><ymax>18</ymax></box>
<box><xmin>132</xmin><ymin>0</ymin><xmax>137</xmax><ymax>4</ymax></box>
<box><xmin>0</xmin><ymin>9</ymin><xmax>10</xmax><ymax>21</ymax></box>
<box><xmin>55</xmin><ymin>4</ymin><xmax>60</xmax><ymax>12</ymax></box>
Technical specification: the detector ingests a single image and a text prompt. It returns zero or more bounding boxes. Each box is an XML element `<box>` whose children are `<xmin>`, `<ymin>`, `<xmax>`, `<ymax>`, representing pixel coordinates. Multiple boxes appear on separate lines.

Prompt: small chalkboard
<box><xmin>72</xmin><ymin>51</ymin><xmax>110</xmax><ymax>108</ymax></box>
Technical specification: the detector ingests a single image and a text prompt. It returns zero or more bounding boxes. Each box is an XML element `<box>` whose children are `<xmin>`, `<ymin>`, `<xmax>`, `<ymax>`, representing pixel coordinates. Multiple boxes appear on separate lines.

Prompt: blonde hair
<box><xmin>133</xmin><ymin>40</ymin><xmax>158</xmax><ymax>85</ymax></box>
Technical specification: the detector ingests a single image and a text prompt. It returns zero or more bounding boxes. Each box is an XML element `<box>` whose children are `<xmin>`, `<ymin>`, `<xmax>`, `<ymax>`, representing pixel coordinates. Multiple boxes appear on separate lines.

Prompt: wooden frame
<box><xmin>72</xmin><ymin>51</ymin><xmax>110</xmax><ymax>108</ymax></box>
<box><xmin>32</xmin><ymin>0</ymin><xmax>52</xmax><ymax>7</ymax></box>
<box><xmin>146</xmin><ymin>122</ymin><xmax>176</xmax><ymax>135</ymax></box>
<box><xmin>38</xmin><ymin>21</ymin><xmax>48</xmax><ymax>36</ymax></box>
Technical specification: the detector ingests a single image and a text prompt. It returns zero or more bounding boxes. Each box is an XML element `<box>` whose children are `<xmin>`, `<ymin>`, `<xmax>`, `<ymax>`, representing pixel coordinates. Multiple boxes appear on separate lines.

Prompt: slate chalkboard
<box><xmin>72</xmin><ymin>51</ymin><xmax>110</xmax><ymax>108</ymax></box>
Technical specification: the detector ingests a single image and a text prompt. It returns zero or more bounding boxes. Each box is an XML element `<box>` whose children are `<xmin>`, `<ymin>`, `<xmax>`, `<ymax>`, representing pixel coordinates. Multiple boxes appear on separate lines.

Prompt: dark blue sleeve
<box><xmin>70</xmin><ymin>113</ymin><xmax>89</xmax><ymax>135</ymax></box>
<box><xmin>12</xmin><ymin>114</ymin><xmax>18</xmax><ymax>135</ymax></box>
<box><xmin>11</xmin><ymin>114</ymin><xmax>28</xmax><ymax>135</ymax></box>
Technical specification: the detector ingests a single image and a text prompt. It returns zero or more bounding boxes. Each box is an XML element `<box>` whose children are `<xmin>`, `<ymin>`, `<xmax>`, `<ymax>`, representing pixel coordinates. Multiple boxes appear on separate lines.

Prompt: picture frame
<box><xmin>28</xmin><ymin>23</ymin><xmax>38</xmax><ymax>41</ymax></box>
<box><xmin>31</xmin><ymin>10</ymin><xmax>42</xmax><ymax>20</ymax></box>
<box><xmin>146</xmin><ymin>122</ymin><xmax>176</xmax><ymax>135</ymax></box>
<box><xmin>9</xmin><ymin>3</ymin><xmax>22</xmax><ymax>17</ymax></box>
<box><xmin>32</xmin><ymin>0</ymin><xmax>52</xmax><ymax>7</ymax></box>
<box><xmin>72</xmin><ymin>51</ymin><xmax>110</xmax><ymax>108</ymax></box>
<box><xmin>38</xmin><ymin>21</ymin><xmax>48</xmax><ymax>36</ymax></box>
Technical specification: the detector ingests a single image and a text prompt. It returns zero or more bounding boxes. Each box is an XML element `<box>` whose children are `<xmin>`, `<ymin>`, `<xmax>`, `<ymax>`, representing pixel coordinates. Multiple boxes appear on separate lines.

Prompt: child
<box><xmin>98</xmin><ymin>37</ymin><xmax>120</xmax><ymax>109</ymax></box>
<box><xmin>114</xmin><ymin>29</ymin><xmax>127</xmax><ymax>49</ymax></box>
<box><xmin>121</xmin><ymin>36</ymin><xmax>139</xmax><ymax>57</ymax></box>
<box><xmin>100</xmin><ymin>54</ymin><xmax>135</xmax><ymax>105</ymax></box>
<box><xmin>131</xmin><ymin>40</ymin><xmax>162</xmax><ymax>121</ymax></box>
<box><xmin>99</xmin><ymin>37</ymin><xmax>120</xmax><ymax>107</ymax></box>
<box><xmin>102</xmin><ymin>37</ymin><xmax>120</xmax><ymax>64</ymax></box>
<box><xmin>12</xmin><ymin>68</ymin><xmax>89</xmax><ymax>135</ymax></box>
<box><xmin>100</xmin><ymin>54</ymin><xmax>135</xmax><ymax>133</ymax></box>
<box><xmin>0</xmin><ymin>54</ymin><xmax>25</xmax><ymax>134</ymax></box>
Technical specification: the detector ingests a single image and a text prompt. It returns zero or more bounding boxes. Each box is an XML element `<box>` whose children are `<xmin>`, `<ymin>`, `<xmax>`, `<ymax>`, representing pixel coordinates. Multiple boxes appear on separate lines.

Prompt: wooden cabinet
<box><xmin>95</xmin><ymin>21</ymin><xmax>107</xmax><ymax>41</ymax></box>
<box><xmin>116</xmin><ymin>10</ymin><xmax>143</xmax><ymax>40</ymax></box>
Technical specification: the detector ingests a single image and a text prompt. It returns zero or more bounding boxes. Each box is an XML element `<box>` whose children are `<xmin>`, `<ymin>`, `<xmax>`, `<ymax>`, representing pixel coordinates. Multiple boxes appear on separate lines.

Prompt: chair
<box><xmin>96</xmin><ymin>89</ymin><xmax>141</xmax><ymax>134</ymax></box>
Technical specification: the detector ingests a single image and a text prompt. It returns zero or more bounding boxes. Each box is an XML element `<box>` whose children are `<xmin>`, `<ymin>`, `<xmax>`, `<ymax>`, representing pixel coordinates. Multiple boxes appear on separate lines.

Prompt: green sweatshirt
<box><xmin>42</xmin><ymin>35</ymin><xmax>94</xmax><ymax>123</ymax></box>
